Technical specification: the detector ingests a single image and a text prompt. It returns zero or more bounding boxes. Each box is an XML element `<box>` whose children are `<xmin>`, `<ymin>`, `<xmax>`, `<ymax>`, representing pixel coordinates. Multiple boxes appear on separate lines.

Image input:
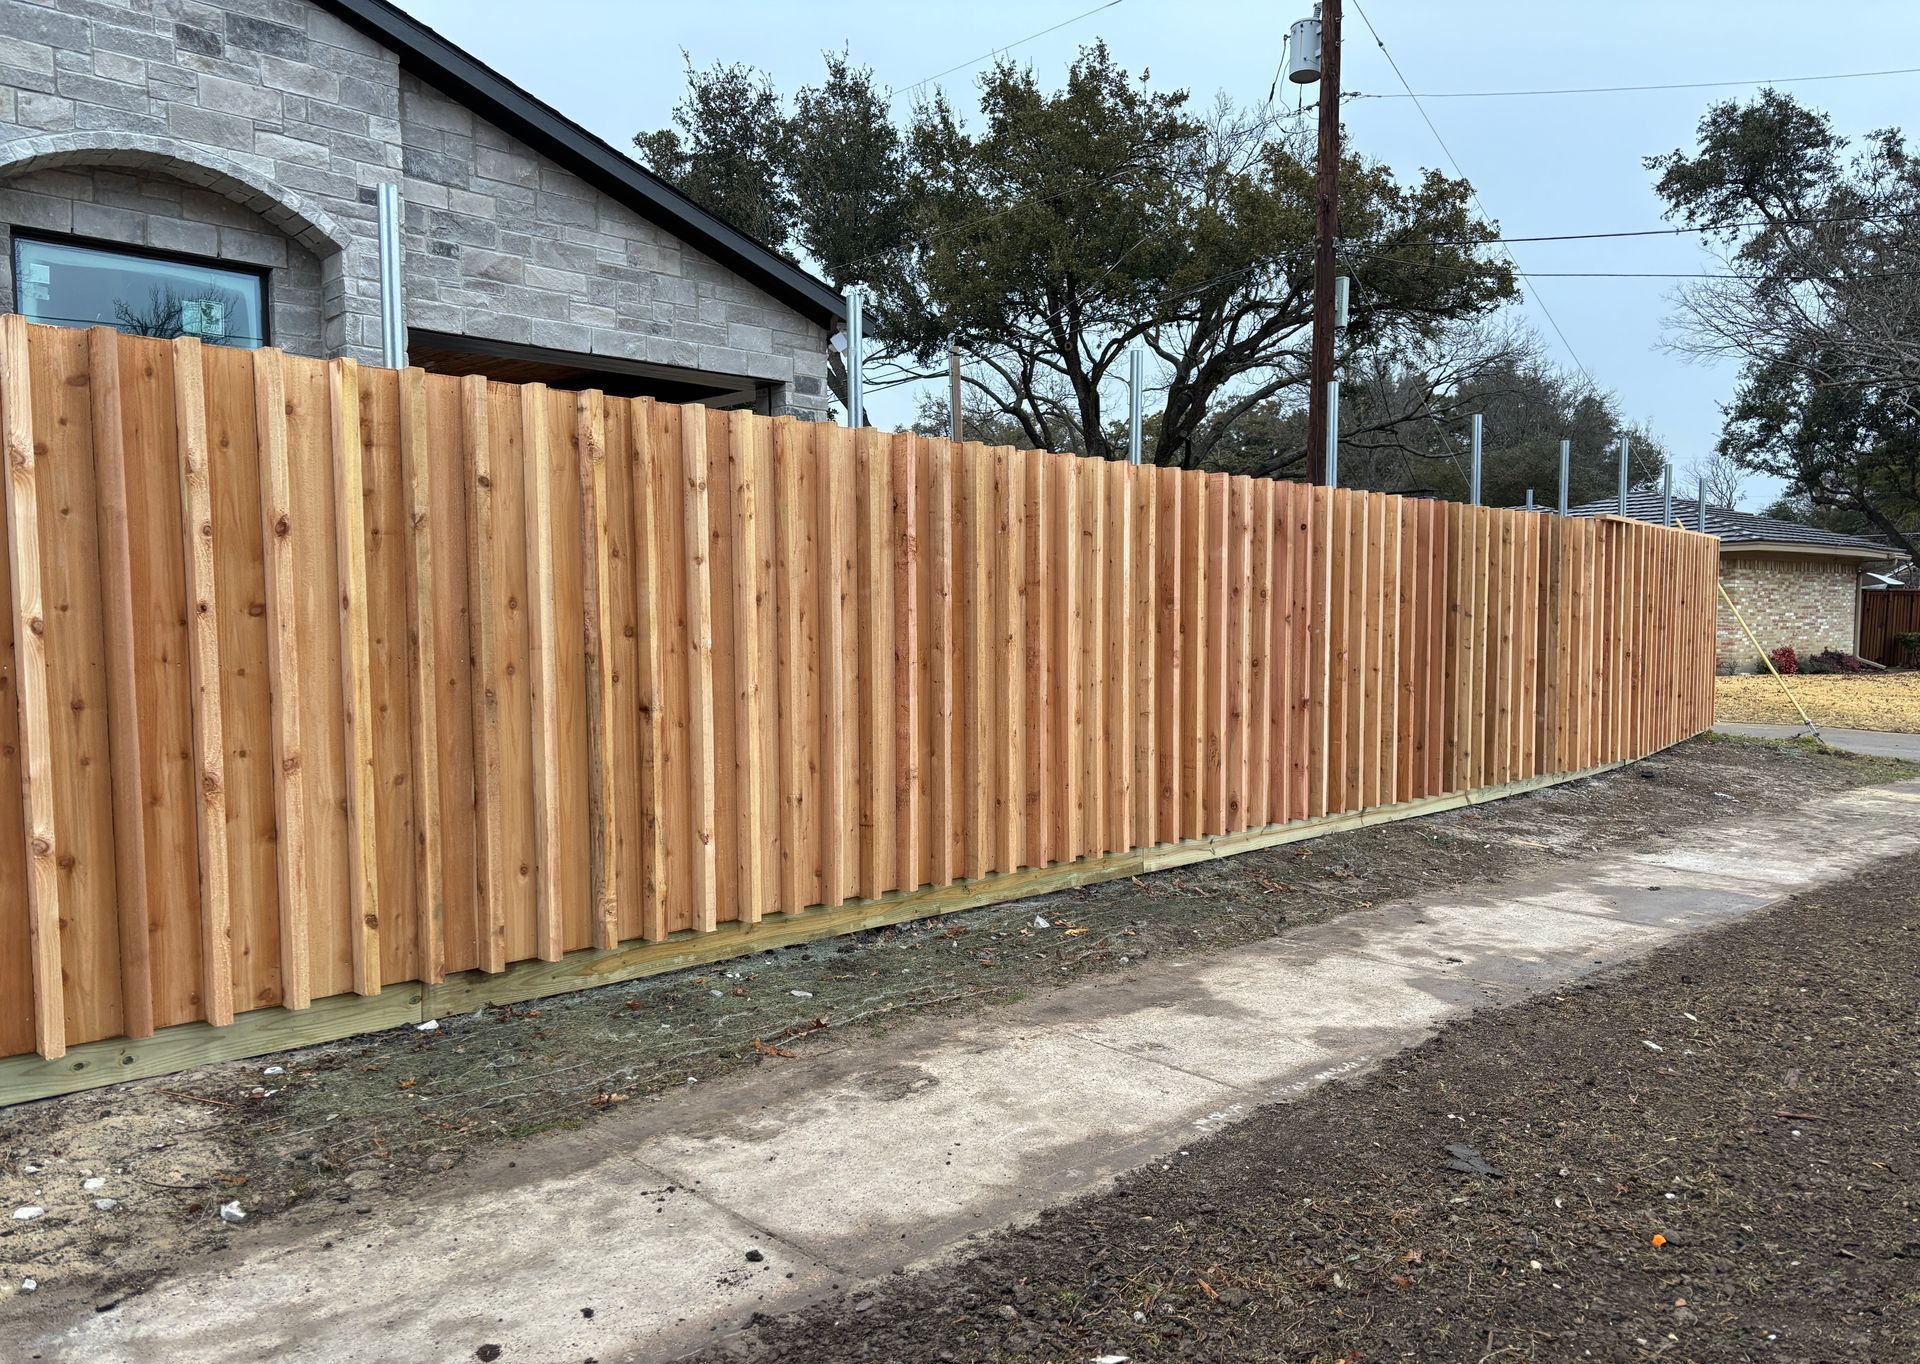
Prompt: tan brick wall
<box><xmin>1716</xmin><ymin>553</ymin><xmax>1860</xmax><ymax>671</ymax></box>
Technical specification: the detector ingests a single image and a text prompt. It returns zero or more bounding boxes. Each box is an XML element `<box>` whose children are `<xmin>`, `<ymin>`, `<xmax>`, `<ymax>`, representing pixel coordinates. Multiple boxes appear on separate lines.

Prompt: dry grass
<box><xmin>1716</xmin><ymin>670</ymin><xmax>1920</xmax><ymax>733</ymax></box>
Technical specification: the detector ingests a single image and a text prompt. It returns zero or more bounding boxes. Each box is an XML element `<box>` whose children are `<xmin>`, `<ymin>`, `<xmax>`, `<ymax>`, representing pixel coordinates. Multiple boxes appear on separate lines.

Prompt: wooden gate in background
<box><xmin>1860</xmin><ymin>589</ymin><xmax>1920</xmax><ymax>664</ymax></box>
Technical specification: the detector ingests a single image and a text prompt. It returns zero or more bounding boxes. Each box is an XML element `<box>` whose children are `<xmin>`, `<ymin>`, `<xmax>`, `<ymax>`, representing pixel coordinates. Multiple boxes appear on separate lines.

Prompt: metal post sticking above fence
<box><xmin>1558</xmin><ymin>438</ymin><xmax>1570</xmax><ymax>515</ymax></box>
<box><xmin>948</xmin><ymin>345</ymin><xmax>962</xmax><ymax>442</ymax></box>
<box><xmin>1698</xmin><ymin>476</ymin><xmax>1708</xmax><ymax>533</ymax></box>
<box><xmin>1127</xmin><ymin>345</ymin><xmax>1145</xmax><ymax>466</ymax></box>
<box><xmin>376</xmin><ymin>183</ymin><xmax>406</xmax><ymax>370</ymax></box>
<box><xmin>842</xmin><ymin>285</ymin><xmax>864</xmax><ymax>428</ymax></box>
<box><xmin>1617</xmin><ymin>434</ymin><xmax>1630</xmax><ymax>515</ymax></box>
<box><xmin>1662</xmin><ymin>465</ymin><xmax>1673</xmax><ymax>526</ymax></box>
<box><xmin>1325</xmin><ymin>379</ymin><xmax>1341</xmax><ymax>488</ymax></box>
<box><xmin>1525</xmin><ymin>488</ymin><xmax>1534</xmax><ymax>510</ymax></box>
<box><xmin>1469</xmin><ymin>412</ymin><xmax>1482</xmax><ymax>506</ymax></box>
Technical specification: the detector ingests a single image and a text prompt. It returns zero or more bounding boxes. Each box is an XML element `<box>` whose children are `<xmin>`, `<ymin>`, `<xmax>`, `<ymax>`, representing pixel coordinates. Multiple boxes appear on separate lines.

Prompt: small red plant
<box><xmin>1768</xmin><ymin>645</ymin><xmax>1799</xmax><ymax>675</ymax></box>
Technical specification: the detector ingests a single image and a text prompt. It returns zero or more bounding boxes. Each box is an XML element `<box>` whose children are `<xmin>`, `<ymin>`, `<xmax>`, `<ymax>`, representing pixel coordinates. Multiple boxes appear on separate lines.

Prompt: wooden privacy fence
<box><xmin>0</xmin><ymin>317</ymin><xmax>1719</xmax><ymax>1069</ymax></box>
<box><xmin>1860</xmin><ymin>589</ymin><xmax>1920</xmax><ymax>665</ymax></box>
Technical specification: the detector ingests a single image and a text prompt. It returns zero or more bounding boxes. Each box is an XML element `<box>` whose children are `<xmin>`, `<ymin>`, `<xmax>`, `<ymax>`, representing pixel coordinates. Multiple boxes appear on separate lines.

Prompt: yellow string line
<box><xmin>1717</xmin><ymin>581</ymin><xmax>1822</xmax><ymax>738</ymax></box>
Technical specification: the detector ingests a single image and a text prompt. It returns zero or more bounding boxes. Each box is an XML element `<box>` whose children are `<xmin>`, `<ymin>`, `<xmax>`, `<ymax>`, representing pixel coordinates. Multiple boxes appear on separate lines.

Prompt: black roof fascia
<box><xmin>317</xmin><ymin>0</ymin><xmax>845</xmax><ymax>327</ymax></box>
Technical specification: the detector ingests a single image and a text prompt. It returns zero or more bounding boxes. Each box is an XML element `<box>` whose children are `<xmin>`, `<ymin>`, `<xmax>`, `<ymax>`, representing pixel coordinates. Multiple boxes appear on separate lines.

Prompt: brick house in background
<box><xmin>1568</xmin><ymin>493</ymin><xmax>1900</xmax><ymax>672</ymax></box>
<box><xmin>0</xmin><ymin>0</ymin><xmax>842</xmax><ymax>414</ymax></box>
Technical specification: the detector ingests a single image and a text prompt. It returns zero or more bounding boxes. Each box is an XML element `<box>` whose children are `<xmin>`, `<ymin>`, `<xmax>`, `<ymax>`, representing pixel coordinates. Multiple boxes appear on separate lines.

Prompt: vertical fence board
<box><xmin>89</xmin><ymin>329</ymin><xmax>158</xmax><ymax>1036</ymax></box>
<box><xmin>461</xmin><ymin>377</ymin><xmax>509</xmax><ymax>971</ymax></box>
<box><xmin>1053</xmin><ymin>454</ymin><xmax>1082</xmax><ymax>861</ymax></box>
<box><xmin>577</xmin><ymin>389</ymin><xmax>625</xmax><ymax>950</ymax></box>
<box><xmin>1155</xmin><ymin>468</ymin><xmax>1182</xmax><ymax>844</ymax></box>
<box><xmin>175</xmin><ymin>339</ymin><xmax>234</xmax><ymax>1024</ymax></box>
<box><xmin>1224</xmin><ymin>477</ymin><xmax>1252</xmax><ymax>831</ymax></box>
<box><xmin>1081</xmin><ymin>457</ymin><xmax>1108</xmax><ymax>855</ymax></box>
<box><xmin>994</xmin><ymin>447</ymin><xmax>1025</xmax><ymax>871</ymax></box>
<box><xmin>203</xmin><ymin>343</ymin><xmax>284</xmax><ymax>1011</ymax></box>
<box><xmin>1023</xmin><ymin>451</ymin><xmax>1051</xmax><ymax>866</ymax></box>
<box><xmin>1132</xmin><ymin>464</ymin><xmax>1157</xmax><ymax>845</ymax></box>
<box><xmin>0</xmin><ymin>317</ymin><xmax>66</xmax><ymax>1057</ymax></box>
<box><xmin>772</xmin><ymin>419</ymin><xmax>817</xmax><ymax>914</ymax></box>
<box><xmin>680</xmin><ymin>409</ymin><xmax>720</xmax><ymax>931</ymax></box>
<box><xmin>728</xmin><ymin>411</ymin><xmax>774</xmax><ymax>921</ymax></box>
<box><xmin>816</xmin><ymin>424</ymin><xmax>855</xmax><ymax>905</ymax></box>
<box><xmin>926</xmin><ymin>439</ymin><xmax>956</xmax><ymax>886</ymax></box>
<box><xmin>1105</xmin><ymin>459</ymin><xmax>1132</xmax><ymax>855</ymax></box>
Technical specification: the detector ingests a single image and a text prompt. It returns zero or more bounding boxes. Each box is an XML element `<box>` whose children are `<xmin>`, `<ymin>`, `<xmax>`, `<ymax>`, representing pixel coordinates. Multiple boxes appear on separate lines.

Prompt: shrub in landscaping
<box><xmin>1804</xmin><ymin>649</ymin><xmax>1867</xmax><ymax>675</ymax></box>
<box><xmin>1768</xmin><ymin>645</ymin><xmax>1799</xmax><ymax>675</ymax></box>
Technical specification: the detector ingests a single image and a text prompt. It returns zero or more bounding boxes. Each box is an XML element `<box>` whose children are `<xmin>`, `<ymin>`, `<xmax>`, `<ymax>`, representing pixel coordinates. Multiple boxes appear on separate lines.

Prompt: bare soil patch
<box><xmin>700</xmin><ymin>854</ymin><xmax>1920</xmax><ymax>1364</ymax></box>
<box><xmin>0</xmin><ymin>734</ymin><xmax>1910</xmax><ymax>1321</ymax></box>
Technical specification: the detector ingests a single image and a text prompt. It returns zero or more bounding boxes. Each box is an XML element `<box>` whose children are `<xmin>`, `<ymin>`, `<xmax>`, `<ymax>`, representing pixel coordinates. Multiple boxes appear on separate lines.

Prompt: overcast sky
<box><xmin>396</xmin><ymin>0</ymin><xmax>1920</xmax><ymax>509</ymax></box>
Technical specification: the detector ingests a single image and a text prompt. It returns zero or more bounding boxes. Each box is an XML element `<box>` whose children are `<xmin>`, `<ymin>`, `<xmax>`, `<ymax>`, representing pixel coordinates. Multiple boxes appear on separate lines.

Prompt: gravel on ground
<box><xmin>702</xmin><ymin>853</ymin><xmax>1920</xmax><ymax>1364</ymax></box>
<box><xmin>0</xmin><ymin>733</ymin><xmax>1911</xmax><ymax>1318</ymax></box>
<box><xmin>1716</xmin><ymin>670</ymin><xmax>1920</xmax><ymax>733</ymax></box>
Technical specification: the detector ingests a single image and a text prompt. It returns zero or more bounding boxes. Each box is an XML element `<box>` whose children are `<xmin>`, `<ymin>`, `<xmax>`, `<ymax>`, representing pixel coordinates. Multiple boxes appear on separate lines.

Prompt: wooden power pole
<box><xmin>1304</xmin><ymin>0</ymin><xmax>1341</xmax><ymax>484</ymax></box>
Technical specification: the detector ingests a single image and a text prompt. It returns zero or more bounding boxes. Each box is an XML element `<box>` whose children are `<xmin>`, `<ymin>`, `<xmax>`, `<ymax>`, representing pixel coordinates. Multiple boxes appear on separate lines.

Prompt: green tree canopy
<box><xmin>1648</xmin><ymin>90</ymin><xmax>1920</xmax><ymax>560</ymax></box>
<box><xmin>636</xmin><ymin>44</ymin><xmax>1519</xmax><ymax>472</ymax></box>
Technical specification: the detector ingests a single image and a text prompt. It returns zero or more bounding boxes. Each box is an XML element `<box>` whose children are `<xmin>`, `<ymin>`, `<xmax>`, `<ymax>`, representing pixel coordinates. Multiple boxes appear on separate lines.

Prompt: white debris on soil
<box><xmin>12</xmin><ymin>1206</ymin><xmax>44</xmax><ymax>1221</ymax></box>
<box><xmin>1033</xmin><ymin>915</ymin><xmax>1051</xmax><ymax>929</ymax></box>
<box><xmin>789</xmin><ymin>990</ymin><xmax>813</xmax><ymax>999</ymax></box>
<box><xmin>416</xmin><ymin>1020</ymin><xmax>441</xmax><ymax>1033</ymax></box>
<box><xmin>262</xmin><ymin>1066</ymin><xmax>286</xmax><ymax>1076</ymax></box>
<box><xmin>1643</xmin><ymin>1040</ymin><xmax>1664</xmax><ymax>1052</ymax></box>
<box><xmin>20</xmin><ymin>1277</ymin><xmax>37</xmax><ymax>1293</ymax></box>
<box><xmin>218</xmin><ymin>1202</ymin><xmax>246</xmax><ymax>1224</ymax></box>
<box><xmin>93</xmin><ymin>1198</ymin><xmax>119</xmax><ymax>1212</ymax></box>
<box><xmin>81</xmin><ymin>1177</ymin><xmax>105</xmax><ymax>1191</ymax></box>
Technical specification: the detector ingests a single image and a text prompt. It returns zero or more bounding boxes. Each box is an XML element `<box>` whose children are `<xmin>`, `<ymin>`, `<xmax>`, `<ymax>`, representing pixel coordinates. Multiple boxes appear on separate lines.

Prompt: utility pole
<box><xmin>1301</xmin><ymin>0</ymin><xmax>1341</xmax><ymax>483</ymax></box>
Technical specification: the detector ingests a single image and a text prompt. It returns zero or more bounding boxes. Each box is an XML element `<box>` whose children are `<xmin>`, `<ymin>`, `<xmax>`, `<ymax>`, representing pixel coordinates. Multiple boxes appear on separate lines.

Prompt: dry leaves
<box><xmin>1715</xmin><ymin>672</ymin><xmax>1920</xmax><ymax>733</ymax></box>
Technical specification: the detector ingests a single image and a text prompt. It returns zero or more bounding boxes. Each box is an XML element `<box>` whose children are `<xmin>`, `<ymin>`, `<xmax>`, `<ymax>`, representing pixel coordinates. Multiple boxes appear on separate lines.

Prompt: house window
<box><xmin>11</xmin><ymin>234</ymin><xmax>268</xmax><ymax>348</ymax></box>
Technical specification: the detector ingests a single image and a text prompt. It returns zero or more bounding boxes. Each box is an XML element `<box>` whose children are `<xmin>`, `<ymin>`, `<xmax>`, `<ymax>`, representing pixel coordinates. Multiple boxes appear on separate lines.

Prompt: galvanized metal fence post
<box><xmin>377</xmin><ymin>183</ymin><xmax>406</xmax><ymax>369</ymax></box>
<box><xmin>1557</xmin><ymin>438</ymin><xmax>1570</xmax><ymax>515</ymax></box>
<box><xmin>1617</xmin><ymin>434</ymin><xmax>1630</xmax><ymax>515</ymax></box>
<box><xmin>1661</xmin><ymin>465</ymin><xmax>1673</xmax><ymax>526</ymax></box>
<box><xmin>948</xmin><ymin>344</ymin><xmax>962</xmax><ymax>442</ymax></box>
<box><xmin>1127</xmin><ymin>345</ymin><xmax>1145</xmax><ymax>465</ymax></box>
<box><xmin>842</xmin><ymin>285</ymin><xmax>863</xmax><ymax>428</ymax></box>
<box><xmin>1469</xmin><ymin>412</ymin><xmax>1482</xmax><ymax>506</ymax></box>
<box><xmin>1325</xmin><ymin>378</ymin><xmax>1340</xmax><ymax>488</ymax></box>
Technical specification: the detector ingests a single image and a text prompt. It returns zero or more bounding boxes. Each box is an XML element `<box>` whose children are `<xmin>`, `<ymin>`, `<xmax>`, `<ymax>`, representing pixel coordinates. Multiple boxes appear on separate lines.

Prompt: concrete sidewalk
<box><xmin>1713</xmin><ymin>721</ymin><xmax>1920</xmax><ymax>761</ymax></box>
<box><xmin>21</xmin><ymin>779</ymin><xmax>1920</xmax><ymax>1364</ymax></box>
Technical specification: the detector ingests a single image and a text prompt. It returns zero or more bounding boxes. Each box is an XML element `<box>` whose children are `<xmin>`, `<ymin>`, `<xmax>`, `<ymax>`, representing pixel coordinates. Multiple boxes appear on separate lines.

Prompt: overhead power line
<box><xmin>1347</xmin><ymin>0</ymin><xmax>1597</xmax><ymax>387</ymax></box>
<box><xmin>899</xmin><ymin>0</ymin><xmax>1125</xmax><ymax>98</ymax></box>
<box><xmin>1349</xmin><ymin>64</ymin><xmax>1920</xmax><ymax>101</ymax></box>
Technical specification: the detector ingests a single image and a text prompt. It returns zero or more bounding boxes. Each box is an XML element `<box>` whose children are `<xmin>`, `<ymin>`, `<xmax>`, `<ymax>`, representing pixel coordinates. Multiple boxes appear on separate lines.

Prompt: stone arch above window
<box><xmin>0</xmin><ymin>133</ymin><xmax>353</xmax><ymax>259</ymax></box>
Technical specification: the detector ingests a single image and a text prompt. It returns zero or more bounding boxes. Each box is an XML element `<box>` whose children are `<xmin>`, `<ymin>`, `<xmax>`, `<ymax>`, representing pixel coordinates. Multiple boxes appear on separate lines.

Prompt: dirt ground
<box><xmin>0</xmin><ymin>734</ymin><xmax>1911</xmax><ymax>1321</ymax></box>
<box><xmin>701</xmin><ymin>851</ymin><xmax>1920</xmax><ymax>1364</ymax></box>
<box><xmin>1716</xmin><ymin>670</ymin><xmax>1920</xmax><ymax>732</ymax></box>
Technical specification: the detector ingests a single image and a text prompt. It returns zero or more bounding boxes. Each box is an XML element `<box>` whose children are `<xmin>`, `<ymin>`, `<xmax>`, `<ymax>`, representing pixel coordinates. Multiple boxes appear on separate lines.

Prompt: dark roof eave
<box><xmin>316</xmin><ymin>0</ymin><xmax>845</xmax><ymax>328</ymax></box>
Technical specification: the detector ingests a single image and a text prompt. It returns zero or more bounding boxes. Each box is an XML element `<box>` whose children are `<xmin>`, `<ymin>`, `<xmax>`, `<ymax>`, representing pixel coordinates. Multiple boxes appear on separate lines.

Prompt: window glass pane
<box><xmin>12</xmin><ymin>237</ymin><xmax>266</xmax><ymax>349</ymax></box>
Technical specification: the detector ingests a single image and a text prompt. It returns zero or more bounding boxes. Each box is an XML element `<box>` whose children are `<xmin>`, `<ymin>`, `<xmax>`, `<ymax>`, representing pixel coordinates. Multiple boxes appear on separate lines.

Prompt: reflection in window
<box><xmin>12</xmin><ymin>235</ymin><xmax>267</xmax><ymax>348</ymax></box>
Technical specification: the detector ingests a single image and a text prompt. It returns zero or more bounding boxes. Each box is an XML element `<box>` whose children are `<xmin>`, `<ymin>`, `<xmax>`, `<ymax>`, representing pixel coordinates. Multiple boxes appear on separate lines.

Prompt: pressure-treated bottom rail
<box><xmin>0</xmin><ymin>753</ymin><xmax>1643</xmax><ymax>1106</ymax></box>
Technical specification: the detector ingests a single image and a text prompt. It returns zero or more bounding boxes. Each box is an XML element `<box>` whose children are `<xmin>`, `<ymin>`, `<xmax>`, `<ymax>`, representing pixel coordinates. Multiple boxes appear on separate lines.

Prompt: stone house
<box><xmin>1568</xmin><ymin>493</ymin><xmax>1898</xmax><ymax>672</ymax></box>
<box><xmin>0</xmin><ymin>0</ymin><xmax>842</xmax><ymax>415</ymax></box>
